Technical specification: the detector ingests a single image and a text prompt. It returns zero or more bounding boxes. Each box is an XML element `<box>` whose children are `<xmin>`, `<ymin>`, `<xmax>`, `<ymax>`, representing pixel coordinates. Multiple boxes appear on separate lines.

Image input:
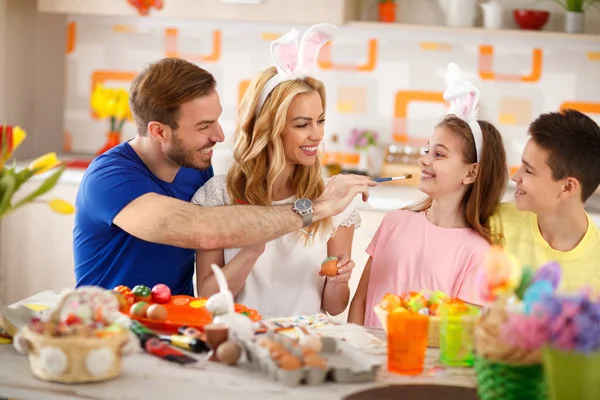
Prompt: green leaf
<box><xmin>13</xmin><ymin>167</ymin><xmax>34</xmax><ymax>193</ymax></box>
<box><xmin>11</xmin><ymin>166</ymin><xmax>65</xmax><ymax>210</ymax></box>
<box><xmin>0</xmin><ymin>169</ymin><xmax>17</xmax><ymax>217</ymax></box>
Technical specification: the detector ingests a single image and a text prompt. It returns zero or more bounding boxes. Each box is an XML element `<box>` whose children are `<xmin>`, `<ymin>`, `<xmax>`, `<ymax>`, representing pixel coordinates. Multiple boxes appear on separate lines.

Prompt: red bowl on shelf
<box><xmin>513</xmin><ymin>9</ymin><xmax>550</xmax><ymax>30</ymax></box>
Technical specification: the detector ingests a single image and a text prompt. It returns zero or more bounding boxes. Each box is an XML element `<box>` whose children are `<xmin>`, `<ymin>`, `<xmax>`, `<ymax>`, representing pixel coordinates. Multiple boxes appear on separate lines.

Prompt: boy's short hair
<box><xmin>529</xmin><ymin>109</ymin><xmax>600</xmax><ymax>202</ymax></box>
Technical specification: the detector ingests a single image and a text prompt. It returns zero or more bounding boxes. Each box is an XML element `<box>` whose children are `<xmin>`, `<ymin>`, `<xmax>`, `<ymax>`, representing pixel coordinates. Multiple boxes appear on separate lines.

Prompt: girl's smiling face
<box><xmin>419</xmin><ymin>125</ymin><xmax>477</xmax><ymax>199</ymax></box>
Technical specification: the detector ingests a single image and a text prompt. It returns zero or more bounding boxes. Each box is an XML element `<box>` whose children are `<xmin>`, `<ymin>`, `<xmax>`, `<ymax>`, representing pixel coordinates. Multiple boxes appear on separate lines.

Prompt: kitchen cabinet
<box><xmin>38</xmin><ymin>0</ymin><xmax>359</xmax><ymax>25</ymax></box>
<box><xmin>0</xmin><ymin>181</ymin><xmax>78</xmax><ymax>305</ymax></box>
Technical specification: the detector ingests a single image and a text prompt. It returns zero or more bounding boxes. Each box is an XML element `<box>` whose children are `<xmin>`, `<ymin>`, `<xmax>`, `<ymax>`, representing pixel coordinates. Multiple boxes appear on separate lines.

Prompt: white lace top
<box><xmin>191</xmin><ymin>174</ymin><xmax>362</xmax><ymax>317</ymax></box>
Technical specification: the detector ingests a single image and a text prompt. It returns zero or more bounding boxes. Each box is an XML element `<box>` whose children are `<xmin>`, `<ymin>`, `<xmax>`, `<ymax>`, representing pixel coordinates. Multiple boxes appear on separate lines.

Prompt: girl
<box><xmin>348</xmin><ymin>63</ymin><xmax>508</xmax><ymax>327</ymax></box>
<box><xmin>192</xmin><ymin>24</ymin><xmax>362</xmax><ymax>318</ymax></box>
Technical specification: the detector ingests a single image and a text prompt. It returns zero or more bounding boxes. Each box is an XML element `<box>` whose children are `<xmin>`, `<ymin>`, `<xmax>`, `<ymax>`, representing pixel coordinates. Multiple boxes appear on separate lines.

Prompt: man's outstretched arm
<box><xmin>113</xmin><ymin>174</ymin><xmax>376</xmax><ymax>251</ymax></box>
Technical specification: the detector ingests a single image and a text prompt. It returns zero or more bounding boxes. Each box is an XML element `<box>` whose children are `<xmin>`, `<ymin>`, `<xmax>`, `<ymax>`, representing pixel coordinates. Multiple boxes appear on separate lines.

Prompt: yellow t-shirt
<box><xmin>490</xmin><ymin>202</ymin><xmax>600</xmax><ymax>294</ymax></box>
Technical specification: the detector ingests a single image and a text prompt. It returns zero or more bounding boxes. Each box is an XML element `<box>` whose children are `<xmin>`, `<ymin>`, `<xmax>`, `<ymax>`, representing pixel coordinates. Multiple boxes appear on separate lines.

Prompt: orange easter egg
<box><xmin>320</xmin><ymin>257</ymin><xmax>338</xmax><ymax>277</ymax></box>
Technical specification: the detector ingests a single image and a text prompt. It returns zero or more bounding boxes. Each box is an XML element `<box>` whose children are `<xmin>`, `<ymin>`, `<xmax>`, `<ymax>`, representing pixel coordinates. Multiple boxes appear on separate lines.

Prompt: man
<box><xmin>490</xmin><ymin>109</ymin><xmax>600</xmax><ymax>292</ymax></box>
<box><xmin>73</xmin><ymin>58</ymin><xmax>375</xmax><ymax>296</ymax></box>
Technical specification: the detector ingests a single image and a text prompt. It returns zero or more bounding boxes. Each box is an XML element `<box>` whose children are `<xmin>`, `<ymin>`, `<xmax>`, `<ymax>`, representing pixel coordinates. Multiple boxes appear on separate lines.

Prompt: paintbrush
<box><xmin>373</xmin><ymin>174</ymin><xmax>412</xmax><ymax>183</ymax></box>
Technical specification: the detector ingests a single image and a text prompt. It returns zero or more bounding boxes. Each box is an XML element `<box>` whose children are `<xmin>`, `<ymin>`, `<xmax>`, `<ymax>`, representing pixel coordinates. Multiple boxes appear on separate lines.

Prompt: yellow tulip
<box><xmin>11</xmin><ymin>126</ymin><xmax>27</xmax><ymax>152</ymax></box>
<box><xmin>114</xmin><ymin>92</ymin><xmax>130</xmax><ymax>120</ymax></box>
<box><xmin>48</xmin><ymin>198</ymin><xmax>75</xmax><ymax>214</ymax></box>
<box><xmin>28</xmin><ymin>152</ymin><xmax>61</xmax><ymax>175</ymax></box>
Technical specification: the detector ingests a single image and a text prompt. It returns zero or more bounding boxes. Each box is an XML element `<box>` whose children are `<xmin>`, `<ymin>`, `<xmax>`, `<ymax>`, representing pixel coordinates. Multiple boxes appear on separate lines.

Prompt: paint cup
<box><xmin>387</xmin><ymin>311</ymin><xmax>429</xmax><ymax>375</ymax></box>
<box><xmin>204</xmin><ymin>324</ymin><xmax>229</xmax><ymax>361</ymax></box>
<box><xmin>439</xmin><ymin>304</ymin><xmax>479</xmax><ymax>367</ymax></box>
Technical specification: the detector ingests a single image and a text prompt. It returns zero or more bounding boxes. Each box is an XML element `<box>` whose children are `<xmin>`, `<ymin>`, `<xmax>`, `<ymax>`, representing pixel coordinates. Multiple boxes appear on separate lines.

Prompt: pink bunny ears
<box><xmin>256</xmin><ymin>23</ymin><xmax>337</xmax><ymax>115</ymax></box>
<box><xmin>443</xmin><ymin>62</ymin><xmax>483</xmax><ymax>162</ymax></box>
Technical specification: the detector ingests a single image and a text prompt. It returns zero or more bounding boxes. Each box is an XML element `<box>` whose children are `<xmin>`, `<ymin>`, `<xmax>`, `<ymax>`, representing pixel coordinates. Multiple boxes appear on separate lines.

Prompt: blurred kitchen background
<box><xmin>1</xmin><ymin>0</ymin><xmax>599</xmax><ymax>317</ymax></box>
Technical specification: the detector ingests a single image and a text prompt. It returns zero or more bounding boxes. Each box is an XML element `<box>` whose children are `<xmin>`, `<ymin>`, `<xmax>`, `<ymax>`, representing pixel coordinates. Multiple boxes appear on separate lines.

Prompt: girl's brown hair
<box><xmin>227</xmin><ymin>66</ymin><xmax>331</xmax><ymax>242</ymax></box>
<box><xmin>404</xmin><ymin>115</ymin><xmax>508</xmax><ymax>244</ymax></box>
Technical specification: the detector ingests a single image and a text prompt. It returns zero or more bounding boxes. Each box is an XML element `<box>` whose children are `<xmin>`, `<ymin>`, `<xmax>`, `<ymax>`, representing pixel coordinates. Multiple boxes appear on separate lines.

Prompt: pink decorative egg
<box><xmin>151</xmin><ymin>284</ymin><xmax>172</xmax><ymax>304</ymax></box>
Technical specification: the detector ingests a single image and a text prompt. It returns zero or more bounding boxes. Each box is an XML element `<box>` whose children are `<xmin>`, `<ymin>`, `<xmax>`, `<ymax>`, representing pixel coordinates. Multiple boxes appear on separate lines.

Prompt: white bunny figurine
<box><xmin>205</xmin><ymin>264</ymin><xmax>254</xmax><ymax>341</ymax></box>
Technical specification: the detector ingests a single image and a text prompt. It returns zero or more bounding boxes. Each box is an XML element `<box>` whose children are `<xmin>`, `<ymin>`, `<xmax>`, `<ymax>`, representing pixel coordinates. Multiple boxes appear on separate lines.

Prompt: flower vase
<box><xmin>565</xmin><ymin>11</ymin><xmax>584</xmax><ymax>34</ymax></box>
<box><xmin>378</xmin><ymin>2</ymin><xmax>397</xmax><ymax>23</ymax></box>
<box><xmin>474</xmin><ymin>356</ymin><xmax>547</xmax><ymax>400</ymax></box>
<box><xmin>357</xmin><ymin>149</ymin><xmax>369</xmax><ymax>174</ymax></box>
<box><xmin>96</xmin><ymin>131</ymin><xmax>121</xmax><ymax>156</ymax></box>
<box><xmin>543</xmin><ymin>346</ymin><xmax>600</xmax><ymax>400</ymax></box>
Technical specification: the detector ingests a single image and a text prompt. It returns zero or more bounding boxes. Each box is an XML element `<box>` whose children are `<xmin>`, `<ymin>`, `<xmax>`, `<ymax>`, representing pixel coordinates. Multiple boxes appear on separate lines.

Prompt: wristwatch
<box><xmin>293</xmin><ymin>198</ymin><xmax>313</xmax><ymax>228</ymax></box>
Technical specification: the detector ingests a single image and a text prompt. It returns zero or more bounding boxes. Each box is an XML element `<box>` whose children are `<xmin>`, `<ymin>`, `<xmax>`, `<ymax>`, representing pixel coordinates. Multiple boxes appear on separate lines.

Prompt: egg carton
<box><xmin>241</xmin><ymin>333</ymin><xmax>382</xmax><ymax>387</ymax></box>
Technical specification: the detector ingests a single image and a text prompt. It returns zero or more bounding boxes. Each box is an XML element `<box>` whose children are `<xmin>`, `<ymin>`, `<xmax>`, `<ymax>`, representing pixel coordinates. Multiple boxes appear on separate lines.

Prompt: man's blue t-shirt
<box><xmin>73</xmin><ymin>142</ymin><xmax>213</xmax><ymax>295</ymax></box>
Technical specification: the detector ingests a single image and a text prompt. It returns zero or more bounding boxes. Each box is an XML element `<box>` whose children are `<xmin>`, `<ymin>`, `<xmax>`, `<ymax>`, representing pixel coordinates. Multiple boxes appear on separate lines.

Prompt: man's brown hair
<box><xmin>529</xmin><ymin>109</ymin><xmax>600</xmax><ymax>201</ymax></box>
<box><xmin>129</xmin><ymin>57</ymin><xmax>216</xmax><ymax>135</ymax></box>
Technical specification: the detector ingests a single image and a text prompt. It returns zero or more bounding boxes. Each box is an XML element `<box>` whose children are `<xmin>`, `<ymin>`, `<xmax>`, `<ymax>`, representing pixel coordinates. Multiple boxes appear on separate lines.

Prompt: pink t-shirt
<box><xmin>364</xmin><ymin>210</ymin><xmax>489</xmax><ymax>328</ymax></box>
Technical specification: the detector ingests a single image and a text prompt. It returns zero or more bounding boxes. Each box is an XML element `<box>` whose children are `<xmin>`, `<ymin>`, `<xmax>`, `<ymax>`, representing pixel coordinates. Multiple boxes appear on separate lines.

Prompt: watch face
<box><xmin>295</xmin><ymin>198</ymin><xmax>312</xmax><ymax>211</ymax></box>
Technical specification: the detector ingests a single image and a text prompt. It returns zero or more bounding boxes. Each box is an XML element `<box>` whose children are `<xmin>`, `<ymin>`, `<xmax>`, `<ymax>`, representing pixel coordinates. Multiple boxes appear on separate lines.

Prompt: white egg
<box><xmin>299</xmin><ymin>335</ymin><xmax>322</xmax><ymax>354</ymax></box>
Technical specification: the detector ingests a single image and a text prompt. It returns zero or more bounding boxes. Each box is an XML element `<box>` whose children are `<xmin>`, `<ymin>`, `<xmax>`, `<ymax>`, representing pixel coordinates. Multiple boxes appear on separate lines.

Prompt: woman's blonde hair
<box><xmin>227</xmin><ymin>66</ymin><xmax>332</xmax><ymax>242</ymax></box>
<box><xmin>404</xmin><ymin>115</ymin><xmax>508</xmax><ymax>244</ymax></box>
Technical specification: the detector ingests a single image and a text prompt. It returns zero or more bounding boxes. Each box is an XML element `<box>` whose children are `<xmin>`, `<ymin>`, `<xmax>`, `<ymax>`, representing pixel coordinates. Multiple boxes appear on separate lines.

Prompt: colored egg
<box><xmin>216</xmin><ymin>341</ymin><xmax>242</xmax><ymax>365</ymax></box>
<box><xmin>132</xmin><ymin>285</ymin><xmax>152</xmax><ymax>302</ymax></box>
<box><xmin>320</xmin><ymin>257</ymin><xmax>338</xmax><ymax>277</ymax></box>
<box><xmin>130</xmin><ymin>301</ymin><xmax>150</xmax><ymax>318</ymax></box>
<box><xmin>113</xmin><ymin>286</ymin><xmax>135</xmax><ymax>305</ymax></box>
<box><xmin>303</xmin><ymin>353</ymin><xmax>326</xmax><ymax>369</ymax></box>
<box><xmin>279</xmin><ymin>354</ymin><xmax>302</xmax><ymax>370</ymax></box>
<box><xmin>111</xmin><ymin>291</ymin><xmax>128</xmax><ymax>311</ymax></box>
<box><xmin>151</xmin><ymin>284</ymin><xmax>172</xmax><ymax>304</ymax></box>
<box><xmin>146</xmin><ymin>304</ymin><xmax>168</xmax><ymax>321</ymax></box>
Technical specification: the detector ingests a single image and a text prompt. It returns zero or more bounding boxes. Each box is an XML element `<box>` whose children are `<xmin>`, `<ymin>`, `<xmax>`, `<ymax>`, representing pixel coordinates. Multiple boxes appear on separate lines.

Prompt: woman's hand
<box><xmin>320</xmin><ymin>255</ymin><xmax>355</xmax><ymax>284</ymax></box>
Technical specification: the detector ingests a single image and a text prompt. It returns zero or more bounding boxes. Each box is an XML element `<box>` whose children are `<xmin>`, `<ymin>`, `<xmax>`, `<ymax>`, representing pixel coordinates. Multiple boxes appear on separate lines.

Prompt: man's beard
<box><xmin>166</xmin><ymin>133</ymin><xmax>212</xmax><ymax>171</ymax></box>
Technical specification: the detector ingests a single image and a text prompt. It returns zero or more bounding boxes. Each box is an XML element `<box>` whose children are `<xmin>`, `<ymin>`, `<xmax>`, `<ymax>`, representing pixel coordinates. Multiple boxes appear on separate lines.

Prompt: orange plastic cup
<box><xmin>387</xmin><ymin>311</ymin><xmax>429</xmax><ymax>375</ymax></box>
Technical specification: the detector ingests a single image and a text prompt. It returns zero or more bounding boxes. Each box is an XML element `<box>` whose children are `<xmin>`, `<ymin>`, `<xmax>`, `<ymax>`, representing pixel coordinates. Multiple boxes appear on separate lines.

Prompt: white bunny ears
<box><xmin>443</xmin><ymin>62</ymin><xmax>483</xmax><ymax>162</ymax></box>
<box><xmin>255</xmin><ymin>23</ymin><xmax>337</xmax><ymax>115</ymax></box>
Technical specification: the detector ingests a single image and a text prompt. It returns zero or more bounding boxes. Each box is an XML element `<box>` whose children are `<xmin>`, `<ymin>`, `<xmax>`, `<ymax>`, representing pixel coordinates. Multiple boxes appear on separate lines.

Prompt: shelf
<box><xmin>346</xmin><ymin>21</ymin><xmax>600</xmax><ymax>43</ymax></box>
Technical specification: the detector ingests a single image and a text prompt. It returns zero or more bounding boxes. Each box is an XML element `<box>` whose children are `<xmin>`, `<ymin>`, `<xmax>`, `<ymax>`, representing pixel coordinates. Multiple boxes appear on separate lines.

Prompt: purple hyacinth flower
<box><xmin>533</xmin><ymin>261</ymin><xmax>562</xmax><ymax>290</ymax></box>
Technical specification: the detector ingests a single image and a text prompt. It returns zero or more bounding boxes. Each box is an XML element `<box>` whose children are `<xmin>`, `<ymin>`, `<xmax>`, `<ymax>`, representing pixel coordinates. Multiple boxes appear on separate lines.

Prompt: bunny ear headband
<box><xmin>255</xmin><ymin>23</ymin><xmax>337</xmax><ymax>115</ymax></box>
<box><xmin>443</xmin><ymin>62</ymin><xmax>483</xmax><ymax>162</ymax></box>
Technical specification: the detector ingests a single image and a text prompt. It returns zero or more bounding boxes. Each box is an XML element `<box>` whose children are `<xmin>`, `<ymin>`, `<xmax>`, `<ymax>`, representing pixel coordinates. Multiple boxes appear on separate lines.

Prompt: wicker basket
<box><xmin>19</xmin><ymin>326</ymin><xmax>129</xmax><ymax>383</ymax></box>
<box><xmin>474</xmin><ymin>356</ymin><xmax>546</xmax><ymax>400</ymax></box>
<box><xmin>374</xmin><ymin>305</ymin><xmax>441</xmax><ymax>347</ymax></box>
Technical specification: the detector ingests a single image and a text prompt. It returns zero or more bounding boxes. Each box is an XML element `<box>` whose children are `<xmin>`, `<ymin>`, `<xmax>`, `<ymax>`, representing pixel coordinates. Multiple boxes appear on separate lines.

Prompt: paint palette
<box><xmin>123</xmin><ymin>295</ymin><xmax>262</xmax><ymax>334</ymax></box>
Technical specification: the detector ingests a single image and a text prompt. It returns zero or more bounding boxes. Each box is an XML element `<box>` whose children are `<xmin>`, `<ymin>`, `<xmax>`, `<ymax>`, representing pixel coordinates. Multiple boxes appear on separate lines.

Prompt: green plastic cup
<box><xmin>439</xmin><ymin>304</ymin><xmax>479</xmax><ymax>367</ymax></box>
<box><xmin>543</xmin><ymin>346</ymin><xmax>600</xmax><ymax>400</ymax></box>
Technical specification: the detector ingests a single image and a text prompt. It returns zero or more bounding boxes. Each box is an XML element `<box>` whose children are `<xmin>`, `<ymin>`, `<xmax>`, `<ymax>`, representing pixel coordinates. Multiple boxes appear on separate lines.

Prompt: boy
<box><xmin>490</xmin><ymin>109</ymin><xmax>600</xmax><ymax>293</ymax></box>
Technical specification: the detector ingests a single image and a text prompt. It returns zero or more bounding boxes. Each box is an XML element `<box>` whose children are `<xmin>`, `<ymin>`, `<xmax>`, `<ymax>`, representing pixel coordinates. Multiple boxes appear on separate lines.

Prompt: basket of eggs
<box><xmin>12</xmin><ymin>286</ymin><xmax>136</xmax><ymax>383</ymax></box>
<box><xmin>374</xmin><ymin>291</ymin><xmax>471</xmax><ymax>348</ymax></box>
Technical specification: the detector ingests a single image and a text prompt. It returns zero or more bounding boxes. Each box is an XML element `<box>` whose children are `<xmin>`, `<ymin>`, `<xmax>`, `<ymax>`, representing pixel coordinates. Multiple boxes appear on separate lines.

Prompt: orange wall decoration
<box><xmin>164</xmin><ymin>29</ymin><xmax>221</xmax><ymax>62</ymax></box>
<box><xmin>238</xmin><ymin>80</ymin><xmax>251</xmax><ymax>107</ymax></box>
<box><xmin>90</xmin><ymin>71</ymin><xmax>137</xmax><ymax>119</ymax></box>
<box><xmin>420</xmin><ymin>42</ymin><xmax>452</xmax><ymax>51</ymax></box>
<box><xmin>588</xmin><ymin>52</ymin><xmax>600</xmax><ymax>61</ymax></box>
<box><xmin>393</xmin><ymin>91</ymin><xmax>445</xmax><ymax>143</ymax></box>
<box><xmin>318</xmin><ymin>39</ymin><xmax>378</xmax><ymax>72</ymax></box>
<box><xmin>66</xmin><ymin>22</ymin><xmax>76</xmax><ymax>54</ymax></box>
<box><xmin>478</xmin><ymin>45</ymin><xmax>543</xmax><ymax>83</ymax></box>
<box><xmin>322</xmin><ymin>152</ymin><xmax>360</xmax><ymax>166</ymax></box>
<box><xmin>560</xmin><ymin>101</ymin><xmax>600</xmax><ymax>115</ymax></box>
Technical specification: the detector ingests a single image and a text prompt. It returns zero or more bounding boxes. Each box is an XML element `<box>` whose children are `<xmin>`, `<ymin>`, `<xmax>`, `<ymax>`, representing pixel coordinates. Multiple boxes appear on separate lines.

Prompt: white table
<box><xmin>0</xmin><ymin>292</ymin><xmax>476</xmax><ymax>400</ymax></box>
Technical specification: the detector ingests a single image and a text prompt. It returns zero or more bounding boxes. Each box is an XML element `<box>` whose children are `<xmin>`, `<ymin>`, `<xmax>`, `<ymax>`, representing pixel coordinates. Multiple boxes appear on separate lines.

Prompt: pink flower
<box><xmin>501</xmin><ymin>312</ymin><xmax>549</xmax><ymax>351</ymax></box>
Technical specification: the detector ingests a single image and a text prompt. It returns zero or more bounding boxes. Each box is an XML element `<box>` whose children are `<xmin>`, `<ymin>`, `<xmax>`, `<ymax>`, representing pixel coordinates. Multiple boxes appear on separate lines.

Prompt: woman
<box><xmin>192</xmin><ymin>24</ymin><xmax>361</xmax><ymax>318</ymax></box>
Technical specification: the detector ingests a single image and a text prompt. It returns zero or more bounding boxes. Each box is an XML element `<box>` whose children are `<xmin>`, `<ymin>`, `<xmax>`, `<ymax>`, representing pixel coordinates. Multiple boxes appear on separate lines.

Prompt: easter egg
<box><xmin>216</xmin><ymin>341</ymin><xmax>242</xmax><ymax>365</ymax></box>
<box><xmin>146</xmin><ymin>304</ymin><xmax>168</xmax><ymax>321</ymax></box>
<box><xmin>111</xmin><ymin>291</ymin><xmax>128</xmax><ymax>312</ymax></box>
<box><xmin>428</xmin><ymin>290</ymin><xmax>449</xmax><ymax>305</ymax></box>
<box><xmin>320</xmin><ymin>257</ymin><xmax>338</xmax><ymax>277</ymax></box>
<box><xmin>132</xmin><ymin>285</ymin><xmax>152</xmax><ymax>302</ymax></box>
<box><xmin>380</xmin><ymin>293</ymin><xmax>402</xmax><ymax>311</ymax></box>
<box><xmin>406</xmin><ymin>294</ymin><xmax>427</xmax><ymax>312</ymax></box>
<box><xmin>130</xmin><ymin>301</ymin><xmax>150</xmax><ymax>318</ymax></box>
<box><xmin>151</xmin><ymin>284</ymin><xmax>172</xmax><ymax>304</ymax></box>
<box><xmin>113</xmin><ymin>285</ymin><xmax>135</xmax><ymax>305</ymax></box>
